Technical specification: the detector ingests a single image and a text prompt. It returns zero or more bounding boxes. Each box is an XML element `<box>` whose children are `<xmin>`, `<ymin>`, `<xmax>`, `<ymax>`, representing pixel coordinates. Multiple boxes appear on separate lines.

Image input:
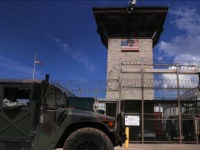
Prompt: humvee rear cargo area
<box><xmin>0</xmin><ymin>78</ymin><xmax>125</xmax><ymax>150</ymax></box>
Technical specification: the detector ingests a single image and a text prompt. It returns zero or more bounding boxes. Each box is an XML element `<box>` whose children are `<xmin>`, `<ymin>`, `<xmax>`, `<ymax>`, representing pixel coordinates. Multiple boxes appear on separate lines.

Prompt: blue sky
<box><xmin>0</xmin><ymin>0</ymin><xmax>200</xmax><ymax>81</ymax></box>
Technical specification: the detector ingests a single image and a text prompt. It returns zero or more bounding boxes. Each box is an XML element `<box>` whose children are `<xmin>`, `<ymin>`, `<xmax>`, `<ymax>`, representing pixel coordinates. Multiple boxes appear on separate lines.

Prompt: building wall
<box><xmin>106</xmin><ymin>38</ymin><xmax>154</xmax><ymax>100</ymax></box>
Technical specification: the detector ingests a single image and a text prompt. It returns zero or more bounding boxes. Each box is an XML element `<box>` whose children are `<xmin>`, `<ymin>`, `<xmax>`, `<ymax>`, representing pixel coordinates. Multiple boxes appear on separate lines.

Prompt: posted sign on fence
<box><xmin>125</xmin><ymin>115</ymin><xmax>140</xmax><ymax>126</ymax></box>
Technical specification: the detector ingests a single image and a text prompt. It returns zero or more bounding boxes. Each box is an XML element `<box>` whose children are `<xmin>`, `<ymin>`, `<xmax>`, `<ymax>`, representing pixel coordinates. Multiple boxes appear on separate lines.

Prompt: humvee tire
<box><xmin>63</xmin><ymin>127</ymin><xmax>114</xmax><ymax>150</ymax></box>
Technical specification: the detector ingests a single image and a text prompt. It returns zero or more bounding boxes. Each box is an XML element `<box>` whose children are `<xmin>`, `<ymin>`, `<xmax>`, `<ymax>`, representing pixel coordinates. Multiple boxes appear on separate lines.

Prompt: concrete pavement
<box><xmin>115</xmin><ymin>144</ymin><xmax>200</xmax><ymax>150</ymax></box>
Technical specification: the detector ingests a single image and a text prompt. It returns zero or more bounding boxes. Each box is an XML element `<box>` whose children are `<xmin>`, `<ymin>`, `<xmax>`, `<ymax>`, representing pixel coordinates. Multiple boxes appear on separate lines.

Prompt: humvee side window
<box><xmin>45</xmin><ymin>87</ymin><xmax>55</xmax><ymax>106</ymax></box>
<box><xmin>55</xmin><ymin>92</ymin><xmax>66</xmax><ymax>107</ymax></box>
<box><xmin>45</xmin><ymin>87</ymin><xmax>66</xmax><ymax>107</ymax></box>
<box><xmin>3</xmin><ymin>87</ymin><xmax>30</xmax><ymax>109</ymax></box>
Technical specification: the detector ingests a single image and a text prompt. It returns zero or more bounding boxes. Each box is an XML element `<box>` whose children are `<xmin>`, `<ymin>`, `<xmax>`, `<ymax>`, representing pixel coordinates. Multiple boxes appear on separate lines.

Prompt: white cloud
<box><xmin>158</xmin><ymin>7</ymin><xmax>200</xmax><ymax>85</ymax></box>
<box><xmin>171</xmin><ymin>8</ymin><xmax>200</xmax><ymax>35</ymax></box>
<box><xmin>53</xmin><ymin>38</ymin><xmax>96</xmax><ymax>73</ymax></box>
<box><xmin>159</xmin><ymin>7</ymin><xmax>200</xmax><ymax>57</ymax></box>
<box><xmin>159</xmin><ymin>35</ymin><xmax>200</xmax><ymax>57</ymax></box>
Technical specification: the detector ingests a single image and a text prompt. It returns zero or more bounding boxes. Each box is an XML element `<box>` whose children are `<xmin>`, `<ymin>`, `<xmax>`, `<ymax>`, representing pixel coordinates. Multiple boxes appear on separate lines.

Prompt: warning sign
<box><xmin>125</xmin><ymin>115</ymin><xmax>140</xmax><ymax>126</ymax></box>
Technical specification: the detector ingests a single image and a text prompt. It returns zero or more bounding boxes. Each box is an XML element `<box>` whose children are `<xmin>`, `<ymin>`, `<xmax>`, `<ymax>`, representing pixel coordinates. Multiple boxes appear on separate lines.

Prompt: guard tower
<box><xmin>93</xmin><ymin>5</ymin><xmax>168</xmax><ymax>100</ymax></box>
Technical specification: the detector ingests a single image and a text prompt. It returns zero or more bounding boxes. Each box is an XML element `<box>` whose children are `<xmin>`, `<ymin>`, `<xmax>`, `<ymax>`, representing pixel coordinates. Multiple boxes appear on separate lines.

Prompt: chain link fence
<box><xmin>51</xmin><ymin>61</ymin><xmax>200</xmax><ymax>144</ymax></box>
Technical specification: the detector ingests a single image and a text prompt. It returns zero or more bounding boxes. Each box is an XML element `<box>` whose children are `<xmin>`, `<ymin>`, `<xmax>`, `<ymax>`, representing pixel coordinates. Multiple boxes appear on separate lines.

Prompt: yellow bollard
<box><xmin>125</xmin><ymin>127</ymin><xmax>129</xmax><ymax>148</ymax></box>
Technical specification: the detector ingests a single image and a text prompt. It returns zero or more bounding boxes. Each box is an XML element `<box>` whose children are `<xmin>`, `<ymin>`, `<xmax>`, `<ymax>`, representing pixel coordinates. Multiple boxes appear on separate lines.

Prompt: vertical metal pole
<box><xmin>197</xmin><ymin>73</ymin><xmax>200</xmax><ymax>144</ymax></box>
<box><xmin>116</xmin><ymin>101</ymin><xmax>119</xmax><ymax>118</ymax></box>
<box><xmin>32</xmin><ymin>54</ymin><xmax>36</xmax><ymax>79</ymax></box>
<box><xmin>141</xmin><ymin>59</ymin><xmax>144</xmax><ymax>144</ymax></box>
<box><xmin>119</xmin><ymin>79</ymin><xmax>122</xmax><ymax>114</ymax></box>
<box><xmin>118</xmin><ymin>66</ymin><xmax>122</xmax><ymax>114</ymax></box>
<box><xmin>32</xmin><ymin>62</ymin><xmax>36</xmax><ymax>79</ymax></box>
<box><xmin>176</xmin><ymin>64</ymin><xmax>183</xmax><ymax>144</ymax></box>
<box><xmin>198</xmin><ymin>73</ymin><xmax>200</xmax><ymax>88</ymax></box>
<box><xmin>195</xmin><ymin>117</ymin><xmax>199</xmax><ymax>144</ymax></box>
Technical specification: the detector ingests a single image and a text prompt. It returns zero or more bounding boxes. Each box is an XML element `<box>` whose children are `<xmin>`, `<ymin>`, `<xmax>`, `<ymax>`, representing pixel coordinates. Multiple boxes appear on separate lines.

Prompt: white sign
<box><xmin>125</xmin><ymin>115</ymin><xmax>140</xmax><ymax>126</ymax></box>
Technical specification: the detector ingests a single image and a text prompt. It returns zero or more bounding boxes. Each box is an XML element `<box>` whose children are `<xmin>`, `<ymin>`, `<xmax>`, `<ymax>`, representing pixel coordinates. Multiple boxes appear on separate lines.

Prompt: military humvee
<box><xmin>0</xmin><ymin>76</ymin><xmax>125</xmax><ymax>150</ymax></box>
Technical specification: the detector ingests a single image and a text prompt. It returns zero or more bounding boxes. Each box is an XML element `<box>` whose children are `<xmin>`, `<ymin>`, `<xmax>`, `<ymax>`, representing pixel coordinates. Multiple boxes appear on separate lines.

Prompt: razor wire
<box><xmin>121</xmin><ymin>59</ymin><xmax>200</xmax><ymax>69</ymax></box>
<box><xmin>52</xmin><ymin>78</ymin><xmax>199</xmax><ymax>99</ymax></box>
<box><xmin>52</xmin><ymin>61</ymin><xmax>200</xmax><ymax>99</ymax></box>
<box><xmin>53</xmin><ymin>79</ymin><xmax>198</xmax><ymax>91</ymax></box>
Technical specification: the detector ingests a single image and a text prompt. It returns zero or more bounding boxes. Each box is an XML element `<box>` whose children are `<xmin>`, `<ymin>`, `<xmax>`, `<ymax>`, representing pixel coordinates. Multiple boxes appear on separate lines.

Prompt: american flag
<box><xmin>34</xmin><ymin>58</ymin><xmax>43</xmax><ymax>66</ymax></box>
<box><xmin>121</xmin><ymin>39</ymin><xmax>139</xmax><ymax>51</ymax></box>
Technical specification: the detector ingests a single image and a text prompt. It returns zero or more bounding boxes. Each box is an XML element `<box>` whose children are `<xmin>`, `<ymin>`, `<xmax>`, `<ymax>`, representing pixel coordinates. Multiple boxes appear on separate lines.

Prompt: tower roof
<box><xmin>93</xmin><ymin>6</ymin><xmax>168</xmax><ymax>47</ymax></box>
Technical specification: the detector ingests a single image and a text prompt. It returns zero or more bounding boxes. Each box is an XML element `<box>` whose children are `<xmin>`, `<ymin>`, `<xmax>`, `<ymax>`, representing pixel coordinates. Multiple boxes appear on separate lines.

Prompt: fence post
<box><xmin>141</xmin><ymin>59</ymin><xmax>144</xmax><ymax>144</ymax></box>
<box><xmin>176</xmin><ymin>64</ymin><xmax>183</xmax><ymax>144</ymax></box>
<box><xmin>194</xmin><ymin>117</ymin><xmax>199</xmax><ymax>144</ymax></box>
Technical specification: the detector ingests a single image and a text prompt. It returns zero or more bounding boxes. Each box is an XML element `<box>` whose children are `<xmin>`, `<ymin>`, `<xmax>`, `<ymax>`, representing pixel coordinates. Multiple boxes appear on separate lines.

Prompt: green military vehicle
<box><xmin>0</xmin><ymin>76</ymin><xmax>125</xmax><ymax>150</ymax></box>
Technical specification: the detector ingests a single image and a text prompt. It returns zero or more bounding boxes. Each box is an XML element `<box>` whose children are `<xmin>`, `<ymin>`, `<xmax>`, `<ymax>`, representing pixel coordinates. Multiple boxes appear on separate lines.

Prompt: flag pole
<box><xmin>32</xmin><ymin>54</ymin><xmax>37</xmax><ymax>79</ymax></box>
